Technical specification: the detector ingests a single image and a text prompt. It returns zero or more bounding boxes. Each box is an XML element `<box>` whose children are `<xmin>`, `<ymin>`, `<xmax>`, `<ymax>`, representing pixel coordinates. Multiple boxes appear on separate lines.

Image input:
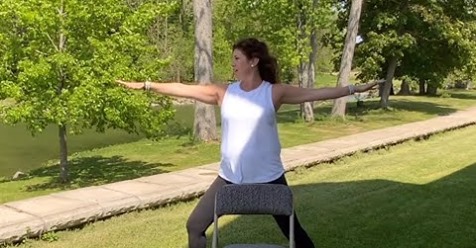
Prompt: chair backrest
<box><xmin>214</xmin><ymin>184</ymin><xmax>293</xmax><ymax>217</ymax></box>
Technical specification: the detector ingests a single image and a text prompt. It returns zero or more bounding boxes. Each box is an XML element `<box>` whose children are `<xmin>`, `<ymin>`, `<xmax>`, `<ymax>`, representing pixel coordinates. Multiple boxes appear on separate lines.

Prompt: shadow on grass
<box><xmin>446</xmin><ymin>91</ymin><xmax>476</xmax><ymax>101</ymax></box>
<box><xmin>165</xmin><ymin>120</ymin><xmax>194</xmax><ymax>138</ymax></box>
<box><xmin>276</xmin><ymin>104</ymin><xmax>338</xmax><ymax>124</ymax></box>
<box><xmin>276</xmin><ymin>99</ymin><xmax>459</xmax><ymax>124</ymax></box>
<box><xmin>388</xmin><ymin>100</ymin><xmax>460</xmax><ymax>116</ymax></box>
<box><xmin>210</xmin><ymin>163</ymin><xmax>476</xmax><ymax>248</ymax></box>
<box><xmin>24</xmin><ymin>156</ymin><xmax>174</xmax><ymax>191</ymax></box>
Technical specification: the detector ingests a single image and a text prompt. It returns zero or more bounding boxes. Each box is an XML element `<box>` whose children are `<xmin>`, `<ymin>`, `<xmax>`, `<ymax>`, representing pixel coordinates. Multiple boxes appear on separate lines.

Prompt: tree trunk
<box><xmin>298</xmin><ymin>62</ymin><xmax>307</xmax><ymax>118</ymax></box>
<box><xmin>58</xmin><ymin>0</ymin><xmax>69</xmax><ymax>182</ymax></box>
<box><xmin>419</xmin><ymin>80</ymin><xmax>426</xmax><ymax>95</ymax></box>
<box><xmin>331</xmin><ymin>0</ymin><xmax>363</xmax><ymax>118</ymax></box>
<box><xmin>59</xmin><ymin>125</ymin><xmax>69</xmax><ymax>182</ymax></box>
<box><xmin>296</xmin><ymin>1</ymin><xmax>307</xmax><ymax>120</ymax></box>
<box><xmin>193</xmin><ymin>0</ymin><xmax>217</xmax><ymax>141</ymax></box>
<box><xmin>176</xmin><ymin>66</ymin><xmax>181</xmax><ymax>83</ymax></box>
<box><xmin>427</xmin><ymin>84</ymin><xmax>438</xmax><ymax>95</ymax></box>
<box><xmin>303</xmin><ymin>26</ymin><xmax>318</xmax><ymax>122</ymax></box>
<box><xmin>380</xmin><ymin>56</ymin><xmax>398</xmax><ymax>109</ymax></box>
<box><xmin>295</xmin><ymin>0</ymin><xmax>318</xmax><ymax>122</ymax></box>
<box><xmin>398</xmin><ymin>78</ymin><xmax>411</xmax><ymax>95</ymax></box>
<box><xmin>298</xmin><ymin>62</ymin><xmax>314</xmax><ymax>122</ymax></box>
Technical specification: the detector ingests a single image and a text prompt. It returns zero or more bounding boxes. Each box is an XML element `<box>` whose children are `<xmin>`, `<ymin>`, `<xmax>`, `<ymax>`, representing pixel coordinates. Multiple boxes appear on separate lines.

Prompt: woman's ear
<box><xmin>251</xmin><ymin>57</ymin><xmax>260</xmax><ymax>67</ymax></box>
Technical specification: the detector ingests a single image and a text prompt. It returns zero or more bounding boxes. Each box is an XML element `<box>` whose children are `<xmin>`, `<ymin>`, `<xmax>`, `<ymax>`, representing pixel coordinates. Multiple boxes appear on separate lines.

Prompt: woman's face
<box><xmin>232</xmin><ymin>49</ymin><xmax>256</xmax><ymax>80</ymax></box>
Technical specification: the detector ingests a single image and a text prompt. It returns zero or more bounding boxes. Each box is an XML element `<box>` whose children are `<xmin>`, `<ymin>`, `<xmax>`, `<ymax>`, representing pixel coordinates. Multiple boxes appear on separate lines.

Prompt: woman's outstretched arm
<box><xmin>116</xmin><ymin>80</ymin><xmax>227</xmax><ymax>105</ymax></box>
<box><xmin>275</xmin><ymin>80</ymin><xmax>385</xmax><ymax>105</ymax></box>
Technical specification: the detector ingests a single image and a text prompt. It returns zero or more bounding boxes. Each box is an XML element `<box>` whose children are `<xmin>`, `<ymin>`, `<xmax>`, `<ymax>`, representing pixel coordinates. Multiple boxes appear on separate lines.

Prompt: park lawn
<box><xmin>11</xmin><ymin>124</ymin><xmax>476</xmax><ymax>248</ymax></box>
<box><xmin>0</xmin><ymin>90</ymin><xmax>476</xmax><ymax>204</ymax></box>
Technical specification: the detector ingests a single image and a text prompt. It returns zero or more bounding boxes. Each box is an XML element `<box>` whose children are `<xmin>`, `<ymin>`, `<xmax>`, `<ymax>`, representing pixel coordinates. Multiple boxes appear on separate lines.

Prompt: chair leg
<box><xmin>212</xmin><ymin>214</ymin><xmax>218</xmax><ymax>248</ymax></box>
<box><xmin>289</xmin><ymin>213</ymin><xmax>295</xmax><ymax>248</ymax></box>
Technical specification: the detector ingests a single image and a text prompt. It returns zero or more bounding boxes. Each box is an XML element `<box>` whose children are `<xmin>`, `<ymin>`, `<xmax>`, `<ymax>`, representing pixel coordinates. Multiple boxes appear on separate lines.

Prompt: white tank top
<box><xmin>218</xmin><ymin>81</ymin><xmax>285</xmax><ymax>184</ymax></box>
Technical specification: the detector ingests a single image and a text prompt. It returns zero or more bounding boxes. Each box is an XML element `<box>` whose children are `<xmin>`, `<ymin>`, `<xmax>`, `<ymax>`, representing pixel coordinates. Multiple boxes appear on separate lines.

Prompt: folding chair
<box><xmin>212</xmin><ymin>184</ymin><xmax>295</xmax><ymax>248</ymax></box>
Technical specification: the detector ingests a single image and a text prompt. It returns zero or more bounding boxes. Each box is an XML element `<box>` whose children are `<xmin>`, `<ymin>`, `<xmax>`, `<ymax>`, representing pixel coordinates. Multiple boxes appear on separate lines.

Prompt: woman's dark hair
<box><xmin>232</xmin><ymin>38</ymin><xmax>280</xmax><ymax>84</ymax></box>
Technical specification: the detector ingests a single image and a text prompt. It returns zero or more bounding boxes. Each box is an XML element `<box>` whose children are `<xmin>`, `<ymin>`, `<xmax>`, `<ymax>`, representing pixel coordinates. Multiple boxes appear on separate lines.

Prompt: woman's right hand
<box><xmin>116</xmin><ymin>80</ymin><xmax>144</xmax><ymax>90</ymax></box>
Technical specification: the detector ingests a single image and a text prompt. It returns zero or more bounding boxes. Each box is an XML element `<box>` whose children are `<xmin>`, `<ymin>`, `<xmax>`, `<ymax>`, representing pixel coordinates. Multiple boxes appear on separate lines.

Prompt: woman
<box><xmin>117</xmin><ymin>38</ymin><xmax>379</xmax><ymax>248</ymax></box>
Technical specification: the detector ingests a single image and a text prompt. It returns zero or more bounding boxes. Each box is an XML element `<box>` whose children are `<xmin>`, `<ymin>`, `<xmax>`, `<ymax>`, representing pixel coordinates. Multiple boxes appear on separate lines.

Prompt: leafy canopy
<box><xmin>0</xmin><ymin>0</ymin><xmax>176</xmax><ymax>137</ymax></box>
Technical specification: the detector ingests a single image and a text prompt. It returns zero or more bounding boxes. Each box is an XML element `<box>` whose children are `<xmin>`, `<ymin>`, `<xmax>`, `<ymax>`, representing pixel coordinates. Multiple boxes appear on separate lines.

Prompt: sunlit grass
<box><xmin>11</xmin><ymin>125</ymin><xmax>476</xmax><ymax>248</ymax></box>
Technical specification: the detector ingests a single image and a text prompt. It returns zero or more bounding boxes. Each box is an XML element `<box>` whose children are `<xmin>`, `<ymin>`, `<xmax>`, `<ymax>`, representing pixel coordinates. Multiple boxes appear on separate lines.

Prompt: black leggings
<box><xmin>186</xmin><ymin>174</ymin><xmax>315</xmax><ymax>248</ymax></box>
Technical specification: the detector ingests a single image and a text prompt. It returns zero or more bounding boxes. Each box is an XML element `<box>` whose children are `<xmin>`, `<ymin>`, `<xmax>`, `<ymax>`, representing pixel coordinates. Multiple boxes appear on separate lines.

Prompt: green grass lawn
<box><xmin>12</xmin><ymin>124</ymin><xmax>476</xmax><ymax>248</ymax></box>
<box><xmin>315</xmin><ymin>72</ymin><xmax>340</xmax><ymax>87</ymax></box>
<box><xmin>1</xmin><ymin>90</ymin><xmax>476</xmax><ymax>204</ymax></box>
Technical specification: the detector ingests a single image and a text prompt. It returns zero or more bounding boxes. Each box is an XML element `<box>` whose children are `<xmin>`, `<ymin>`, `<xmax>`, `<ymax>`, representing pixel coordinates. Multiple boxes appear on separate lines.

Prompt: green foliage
<box><xmin>214</xmin><ymin>0</ymin><xmax>336</xmax><ymax>83</ymax></box>
<box><xmin>214</xmin><ymin>0</ymin><xmax>295</xmax><ymax>82</ymax></box>
<box><xmin>213</xmin><ymin>25</ymin><xmax>234</xmax><ymax>82</ymax></box>
<box><xmin>398</xmin><ymin>2</ymin><xmax>476</xmax><ymax>88</ymax></box>
<box><xmin>40</xmin><ymin>232</ymin><xmax>59</xmax><ymax>242</ymax></box>
<box><xmin>0</xmin><ymin>0</ymin><xmax>176</xmax><ymax>138</ymax></box>
<box><xmin>150</xmin><ymin>0</ymin><xmax>195</xmax><ymax>82</ymax></box>
<box><xmin>331</xmin><ymin>0</ymin><xmax>476</xmax><ymax>91</ymax></box>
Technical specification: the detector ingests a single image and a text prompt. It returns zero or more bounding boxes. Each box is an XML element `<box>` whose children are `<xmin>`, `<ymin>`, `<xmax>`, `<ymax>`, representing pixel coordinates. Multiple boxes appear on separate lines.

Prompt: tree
<box><xmin>351</xmin><ymin>0</ymin><xmax>416</xmax><ymax>108</ymax></box>
<box><xmin>331</xmin><ymin>0</ymin><xmax>363</xmax><ymax>118</ymax></box>
<box><xmin>214</xmin><ymin>0</ymin><xmax>299</xmax><ymax>83</ymax></box>
<box><xmin>296</xmin><ymin>0</ymin><xmax>333</xmax><ymax>122</ymax></box>
<box><xmin>296</xmin><ymin>0</ymin><xmax>314</xmax><ymax>122</ymax></box>
<box><xmin>400</xmin><ymin>2</ymin><xmax>476</xmax><ymax>95</ymax></box>
<box><xmin>0</xmin><ymin>0</ymin><xmax>175</xmax><ymax>182</ymax></box>
<box><xmin>151</xmin><ymin>0</ymin><xmax>195</xmax><ymax>83</ymax></box>
<box><xmin>345</xmin><ymin>0</ymin><xmax>476</xmax><ymax>107</ymax></box>
<box><xmin>193</xmin><ymin>0</ymin><xmax>218</xmax><ymax>141</ymax></box>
